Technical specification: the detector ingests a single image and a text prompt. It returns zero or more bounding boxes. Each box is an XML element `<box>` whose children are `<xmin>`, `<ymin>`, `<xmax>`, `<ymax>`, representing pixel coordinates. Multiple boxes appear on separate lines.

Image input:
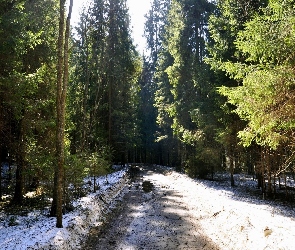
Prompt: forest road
<box><xmin>83</xmin><ymin>165</ymin><xmax>220</xmax><ymax>250</ymax></box>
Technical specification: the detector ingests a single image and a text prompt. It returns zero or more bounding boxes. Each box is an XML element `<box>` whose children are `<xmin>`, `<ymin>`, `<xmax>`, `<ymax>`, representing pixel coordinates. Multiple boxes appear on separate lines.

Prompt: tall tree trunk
<box><xmin>50</xmin><ymin>0</ymin><xmax>73</xmax><ymax>228</ymax></box>
<box><xmin>230</xmin><ymin>156</ymin><xmax>235</xmax><ymax>187</ymax></box>
<box><xmin>229</xmin><ymin>147</ymin><xmax>235</xmax><ymax>187</ymax></box>
<box><xmin>0</xmin><ymin>146</ymin><xmax>2</xmax><ymax>201</ymax></box>
<box><xmin>108</xmin><ymin>0</ymin><xmax>115</xmax><ymax>146</ymax></box>
<box><xmin>261</xmin><ymin>149</ymin><xmax>266</xmax><ymax>199</ymax></box>
<box><xmin>11</xmin><ymin>119</ymin><xmax>25</xmax><ymax>205</ymax></box>
<box><xmin>0</xmin><ymin>107</ymin><xmax>3</xmax><ymax>201</ymax></box>
<box><xmin>51</xmin><ymin>0</ymin><xmax>65</xmax><ymax>225</ymax></box>
<box><xmin>12</xmin><ymin>161</ymin><xmax>24</xmax><ymax>204</ymax></box>
<box><xmin>266</xmin><ymin>149</ymin><xmax>272</xmax><ymax>196</ymax></box>
<box><xmin>82</xmin><ymin>20</ymin><xmax>90</xmax><ymax>152</ymax></box>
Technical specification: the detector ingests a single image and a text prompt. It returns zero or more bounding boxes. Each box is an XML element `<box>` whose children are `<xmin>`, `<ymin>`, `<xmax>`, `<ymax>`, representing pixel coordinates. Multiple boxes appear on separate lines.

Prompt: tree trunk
<box><xmin>284</xmin><ymin>173</ymin><xmax>288</xmax><ymax>198</ymax></box>
<box><xmin>273</xmin><ymin>175</ymin><xmax>276</xmax><ymax>198</ymax></box>
<box><xmin>50</xmin><ymin>0</ymin><xmax>73</xmax><ymax>228</ymax></box>
<box><xmin>229</xmin><ymin>148</ymin><xmax>235</xmax><ymax>187</ymax></box>
<box><xmin>12</xmin><ymin>163</ymin><xmax>24</xmax><ymax>204</ymax></box>
<box><xmin>51</xmin><ymin>0</ymin><xmax>65</xmax><ymax>226</ymax></box>
<box><xmin>107</xmin><ymin>0</ymin><xmax>114</xmax><ymax>146</ymax></box>
<box><xmin>230</xmin><ymin>156</ymin><xmax>235</xmax><ymax>187</ymax></box>
<box><xmin>81</xmin><ymin>20</ymin><xmax>90</xmax><ymax>152</ymax></box>
<box><xmin>0</xmin><ymin>147</ymin><xmax>2</xmax><ymax>201</ymax></box>
<box><xmin>266</xmin><ymin>148</ymin><xmax>272</xmax><ymax>196</ymax></box>
<box><xmin>261</xmin><ymin>149</ymin><xmax>266</xmax><ymax>199</ymax></box>
<box><xmin>11</xmin><ymin>119</ymin><xmax>25</xmax><ymax>205</ymax></box>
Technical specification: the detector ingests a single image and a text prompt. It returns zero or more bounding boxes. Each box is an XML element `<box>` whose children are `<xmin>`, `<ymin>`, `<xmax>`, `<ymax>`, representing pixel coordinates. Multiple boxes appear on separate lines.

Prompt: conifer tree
<box><xmin>215</xmin><ymin>1</ymin><xmax>295</xmax><ymax>189</ymax></box>
<box><xmin>160</xmin><ymin>0</ymin><xmax>216</xmax><ymax>175</ymax></box>
<box><xmin>69</xmin><ymin>0</ymin><xmax>141</xmax><ymax>164</ymax></box>
<box><xmin>0</xmin><ymin>0</ymin><xmax>59</xmax><ymax>204</ymax></box>
<box><xmin>206</xmin><ymin>0</ymin><xmax>267</xmax><ymax>183</ymax></box>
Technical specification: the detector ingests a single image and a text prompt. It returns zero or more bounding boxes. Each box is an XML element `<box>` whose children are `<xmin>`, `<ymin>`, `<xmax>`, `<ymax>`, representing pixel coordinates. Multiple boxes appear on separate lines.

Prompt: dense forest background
<box><xmin>1</xmin><ymin>0</ymin><xmax>295</xmax><ymax>225</ymax></box>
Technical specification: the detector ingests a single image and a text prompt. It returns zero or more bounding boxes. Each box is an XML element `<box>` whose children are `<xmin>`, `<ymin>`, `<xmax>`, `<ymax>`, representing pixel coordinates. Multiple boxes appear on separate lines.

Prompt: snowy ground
<box><xmin>83</xmin><ymin>165</ymin><xmax>295</xmax><ymax>250</ymax></box>
<box><xmin>0</xmin><ymin>167</ymin><xmax>129</xmax><ymax>250</ymax></box>
<box><xmin>155</xmin><ymin>170</ymin><xmax>295</xmax><ymax>250</ymax></box>
<box><xmin>1</xmin><ymin>165</ymin><xmax>295</xmax><ymax>249</ymax></box>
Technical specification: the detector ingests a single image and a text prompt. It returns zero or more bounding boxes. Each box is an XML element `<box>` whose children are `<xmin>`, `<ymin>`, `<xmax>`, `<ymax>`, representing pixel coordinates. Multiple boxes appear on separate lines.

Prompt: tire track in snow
<box><xmin>83</xmin><ymin>165</ymin><xmax>219</xmax><ymax>250</ymax></box>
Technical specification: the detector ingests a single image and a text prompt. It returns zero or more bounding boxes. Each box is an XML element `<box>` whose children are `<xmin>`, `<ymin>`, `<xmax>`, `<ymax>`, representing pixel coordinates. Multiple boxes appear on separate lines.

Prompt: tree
<box><xmin>206</xmin><ymin>0</ymin><xmax>267</xmax><ymax>184</ymax></box>
<box><xmin>69</xmin><ymin>0</ymin><xmax>141</xmax><ymax>164</ymax></box>
<box><xmin>144</xmin><ymin>0</ymin><xmax>171</xmax><ymax>70</ymax></box>
<box><xmin>220</xmin><ymin>1</ymin><xmax>295</xmax><ymax>190</ymax></box>
<box><xmin>143</xmin><ymin>0</ymin><xmax>173</xmax><ymax>165</ymax></box>
<box><xmin>50</xmin><ymin>0</ymin><xmax>73</xmax><ymax>228</ymax></box>
<box><xmin>218</xmin><ymin>0</ymin><xmax>295</xmax><ymax>149</ymax></box>
<box><xmin>0</xmin><ymin>0</ymin><xmax>59</xmax><ymax>204</ymax></box>
<box><xmin>209</xmin><ymin>0</ymin><xmax>295</xmax><ymax>192</ymax></box>
<box><xmin>160</xmin><ymin>0</ymin><xmax>218</xmax><ymax>175</ymax></box>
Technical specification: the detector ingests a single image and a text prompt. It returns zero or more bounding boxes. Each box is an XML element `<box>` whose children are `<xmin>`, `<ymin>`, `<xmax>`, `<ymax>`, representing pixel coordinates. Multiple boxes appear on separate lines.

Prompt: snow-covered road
<box><xmin>83</xmin><ymin>166</ymin><xmax>295</xmax><ymax>250</ymax></box>
<box><xmin>84</xmin><ymin>166</ymin><xmax>219</xmax><ymax>249</ymax></box>
<box><xmin>2</xmin><ymin>165</ymin><xmax>295</xmax><ymax>249</ymax></box>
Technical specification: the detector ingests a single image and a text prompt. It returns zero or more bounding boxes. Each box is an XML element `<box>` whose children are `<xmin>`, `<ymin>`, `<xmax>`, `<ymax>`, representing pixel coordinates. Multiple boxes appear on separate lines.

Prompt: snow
<box><xmin>0</xmin><ymin>167</ymin><xmax>128</xmax><ymax>250</ymax></box>
<box><xmin>1</xmin><ymin>165</ymin><xmax>295</xmax><ymax>249</ymax></box>
<box><xmin>144</xmin><ymin>170</ymin><xmax>295</xmax><ymax>249</ymax></box>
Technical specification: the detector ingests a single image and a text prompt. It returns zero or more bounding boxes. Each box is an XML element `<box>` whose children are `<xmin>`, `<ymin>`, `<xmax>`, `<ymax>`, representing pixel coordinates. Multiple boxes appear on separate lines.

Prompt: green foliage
<box><xmin>69</xmin><ymin>0</ymin><xmax>141</xmax><ymax>162</ymax></box>
<box><xmin>217</xmin><ymin>1</ymin><xmax>295</xmax><ymax>149</ymax></box>
<box><xmin>161</xmin><ymin>0</ymin><xmax>220</xmax><ymax>170</ymax></box>
<box><xmin>87</xmin><ymin>146</ymin><xmax>113</xmax><ymax>177</ymax></box>
<box><xmin>206</xmin><ymin>0</ymin><xmax>268</xmax><ymax>178</ymax></box>
<box><xmin>147</xmin><ymin>0</ymin><xmax>225</xmax><ymax>170</ymax></box>
<box><xmin>64</xmin><ymin>145</ymin><xmax>113</xmax><ymax>198</ymax></box>
<box><xmin>65</xmin><ymin>154</ymin><xmax>88</xmax><ymax>188</ymax></box>
<box><xmin>0</xmin><ymin>0</ymin><xmax>58</xmax><ymax>205</ymax></box>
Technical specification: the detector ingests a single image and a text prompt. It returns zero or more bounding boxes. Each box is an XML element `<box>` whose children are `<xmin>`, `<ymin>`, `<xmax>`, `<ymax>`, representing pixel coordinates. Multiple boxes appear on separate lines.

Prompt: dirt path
<box><xmin>83</xmin><ymin>166</ymin><xmax>219</xmax><ymax>250</ymax></box>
